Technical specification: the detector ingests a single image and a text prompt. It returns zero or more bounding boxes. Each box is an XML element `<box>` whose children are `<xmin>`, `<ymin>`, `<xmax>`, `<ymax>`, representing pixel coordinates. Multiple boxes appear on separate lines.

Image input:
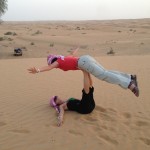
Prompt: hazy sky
<box><xmin>2</xmin><ymin>0</ymin><xmax>150</xmax><ymax>21</ymax></box>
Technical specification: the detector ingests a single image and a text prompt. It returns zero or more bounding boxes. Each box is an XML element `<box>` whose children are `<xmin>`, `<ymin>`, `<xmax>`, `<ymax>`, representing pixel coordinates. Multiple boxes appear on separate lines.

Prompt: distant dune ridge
<box><xmin>0</xmin><ymin>19</ymin><xmax>150</xmax><ymax>150</ymax></box>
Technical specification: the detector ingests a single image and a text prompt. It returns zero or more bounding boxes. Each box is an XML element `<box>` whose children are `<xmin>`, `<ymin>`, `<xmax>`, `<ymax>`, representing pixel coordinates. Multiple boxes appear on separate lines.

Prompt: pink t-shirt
<box><xmin>57</xmin><ymin>56</ymin><xmax>79</xmax><ymax>71</ymax></box>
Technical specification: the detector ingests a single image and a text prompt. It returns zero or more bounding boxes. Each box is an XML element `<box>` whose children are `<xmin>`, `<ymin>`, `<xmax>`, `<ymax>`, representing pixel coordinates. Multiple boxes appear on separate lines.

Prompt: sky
<box><xmin>2</xmin><ymin>0</ymin><xmax>150</xmax><ymax>21</ymax></box>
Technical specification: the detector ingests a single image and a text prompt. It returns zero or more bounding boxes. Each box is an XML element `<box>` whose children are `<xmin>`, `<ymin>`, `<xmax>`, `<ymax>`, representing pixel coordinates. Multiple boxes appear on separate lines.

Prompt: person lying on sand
<box><xmin>28</xmin><ymin>47</ymin><xmax>139</xmax><ymax>97</ymax></box>
<box><xmin>50</xmin><ymin>71</ymin><xmax>95</xmax><ymax>126</ymax></box>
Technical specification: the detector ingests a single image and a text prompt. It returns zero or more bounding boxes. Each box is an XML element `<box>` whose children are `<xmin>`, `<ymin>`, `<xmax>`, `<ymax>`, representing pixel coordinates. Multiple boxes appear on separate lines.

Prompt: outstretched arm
<box><xmin>27</xmin><ymin>61</ymin><xmax>59</xmax><ymax>74</ymax></box>
<box><xmin>57</xmin><ymin>103</ymin><xmax>67</xmax><ymax>127</ymax></box>
<box><xmin>69</xmin><ymin>47</ymin><xmax>79</xmax><ymax>56</ymax></box>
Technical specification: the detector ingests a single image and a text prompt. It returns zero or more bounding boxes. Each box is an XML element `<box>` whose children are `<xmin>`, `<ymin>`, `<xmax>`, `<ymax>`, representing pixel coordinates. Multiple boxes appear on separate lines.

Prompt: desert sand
<box><xmin>0</xmin><ymin>19</ymin><xmax>150</xmax><ymax>150</ymax></box>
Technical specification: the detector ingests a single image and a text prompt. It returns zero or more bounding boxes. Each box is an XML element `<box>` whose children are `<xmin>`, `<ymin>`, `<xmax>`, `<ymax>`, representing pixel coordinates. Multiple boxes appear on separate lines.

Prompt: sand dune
<box><xmin>0</xmin><ymin>55</ymin><xmax>150</xmax><ymax>150</ymax></box>
<box><xmin>0</xmin><ymin>19</ymin><xmax>150</xmax><ymax>150</ymax></box>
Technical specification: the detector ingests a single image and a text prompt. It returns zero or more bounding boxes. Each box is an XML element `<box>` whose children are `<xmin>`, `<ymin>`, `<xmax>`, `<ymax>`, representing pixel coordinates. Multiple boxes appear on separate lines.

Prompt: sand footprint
<box><xmin>100</xmin><ymin>112</ymin><xmax>116</xmax><ymax>122</ymax></box>
<box><xmin>107</xmin><ymin>108</ymin><xmax>117</xmax><ymax>113</ymax></box>
<box><xmin>68</xmin><ymin>129</ymin><xmax>83</xmax><ymax>136</ymax></box>
<box><xmin>98</xmin><ymin>134</ymin><xmax>118</xmax><ymax>145</ymax></box>
<box><xmin>96</xmin><ymin>106</ymin><xmax>117</xmax><ymax>122</ymax></box>
<box><xmin>120</xmin><ymin>112</ymin><xmax>132</xmax><ymax>126</ymax></box>
<box><xmin>135</xmin><ymin>120</ymin><xmax>150</xmax><ymax>127</ymax></box>
<box><xmin>139</xmin><ymin>137</ymin><xmax>150</xmax><ymax>146</ymax></box>
<box><xmin>10</xmin><ymin>129</ymin><xmax>30</xmax><ymax>134</ymax></box>
<box><xmin>135</xmin><ymin>113</ymin><xmax>150</xmax><ymax>121</ymax></box>
<box><xmin>84</xmin><ymin>115</ymin><xmax>98</xmax><ymax>122</ymax></box>
<box><xmin>96</xmin><ymin>106</ymin><xmax>107</xmax><ymax>113</ymax></box>
<box><xmin>121</xmin><ymin>112</ymin><xmax>132</xmax><ymax>119</ymax></box>
<box><xmin>0</xmin><ymin>121</ymin><xmax>7</xmax><ymax>127</ymax></box>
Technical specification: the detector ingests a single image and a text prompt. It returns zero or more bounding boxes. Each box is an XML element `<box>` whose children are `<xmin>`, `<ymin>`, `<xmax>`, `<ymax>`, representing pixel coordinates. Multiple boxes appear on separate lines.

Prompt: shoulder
<box><xmin>50</xmin><ymin>61</ymin><xmax>59</xmax><ymax>68</ymax></box>
<box><xmin>60</xmin><ymin>102</ymin><xmax>68</xmax><ymax>110</ymax></box>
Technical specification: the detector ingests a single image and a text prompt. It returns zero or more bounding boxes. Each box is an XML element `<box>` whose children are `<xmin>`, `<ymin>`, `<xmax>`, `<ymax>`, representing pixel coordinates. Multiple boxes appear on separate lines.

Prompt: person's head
<box><xmin>50</xmin><ymin>96</ymin><xmax>65</xmax><ymax>107</ymax></box>
<box><xmin>47</xmin><ymin>54</ymin><xmax>58</xmax><ymax>65</ymax></box>
<box><xmin>50</xmin><ymin>96</ymin><xmax>65</xmax><ymax>113</ymax></box>
<box><xmin>55</xmin><ymin>96</ymin><xmax>64</xmax><ymax>105</ymax></box>
<box><xmin>47</xmin><ymin>54</ymin><xmax>65</xmax><ymax>65</ymax></box>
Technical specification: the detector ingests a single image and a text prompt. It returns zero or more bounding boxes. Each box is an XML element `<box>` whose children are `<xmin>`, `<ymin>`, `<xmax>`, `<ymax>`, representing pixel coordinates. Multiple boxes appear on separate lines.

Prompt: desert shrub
<box><xmin>32</xmin><ymin>30</ymin><xmax>42</xmax><ymax>35</ymax></box>
<box><xmin>7</xmin><ymin>37</ymin><xmax>13</xmax><ymax>41</ymax></box>
<box><xmin>50</xmin><ymin>42</ymin><xmax>54</xmax><ymax>47</ymax></box>
<box><xmin>107</xmin><ymin>47</ymin><xmax>115</xmax><ymax>55</ymax></box>
<box><xmin>80</xmin><ymin>45</ymin><xmax>88</xmax><ymax>49</ymax></box>
<box><xmin>4</xmin><ymin>32</ymin><xmax>13</xmax><ymax>35</ymax></box>
<box><xmin>75</xmin><ymin>26</ymin><xmax>80</xmax><ymax>30</ymax></box>
<box><xmin>30</xmin><ymin>42</ymin><xmax>35</xmax><ymax>45</ymax></box>
<box><xmin>0</xmin><ymin>37</ymin><xmax>4</xmax><ymax>41</ymax></box>
<box><xmin>4</xmin><ymin>32</ymin><xmax>17</xmax><ymax>36</ymax></box>
<box><xmin>0</xmin><ymin>36</ymin><xmax>13</xmax><ymax>41</ymax></box>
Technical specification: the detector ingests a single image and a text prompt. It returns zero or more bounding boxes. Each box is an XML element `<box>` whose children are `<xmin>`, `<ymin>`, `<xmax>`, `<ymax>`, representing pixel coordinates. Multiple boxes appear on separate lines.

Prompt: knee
<box><xmin>94</xmin><ymin>69</ymin><xmax>107</xmax><ymax>80</ymax></box>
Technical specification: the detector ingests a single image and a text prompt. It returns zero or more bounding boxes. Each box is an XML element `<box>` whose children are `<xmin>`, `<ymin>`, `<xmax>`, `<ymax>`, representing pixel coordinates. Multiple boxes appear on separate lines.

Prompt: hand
<box><xmin>28</xmin><ymin>67</ymin><xmax>38</xmax><ymax>74</ymax></box>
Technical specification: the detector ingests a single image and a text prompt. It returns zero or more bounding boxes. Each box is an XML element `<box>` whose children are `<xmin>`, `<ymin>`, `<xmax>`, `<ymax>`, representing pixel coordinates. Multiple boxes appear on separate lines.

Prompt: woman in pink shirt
<box><xmin>28</xmin><ymin>48</ymin><xmax>139</xmax><ymax>97</ymax></box>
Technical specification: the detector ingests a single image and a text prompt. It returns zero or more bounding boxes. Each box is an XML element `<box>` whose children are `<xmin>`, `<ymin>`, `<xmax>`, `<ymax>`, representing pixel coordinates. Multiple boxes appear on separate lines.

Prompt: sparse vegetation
<box><xmin>32</xmin><ymin>30</ymin><xmax>42</xmax><ymax>35</ymax></box>
<box><xmin>4</xmin><ymin>31</ymin><xmax>17</xmax><ymax>36</ymax></box>
<box><xmin>107</xmin><ymin>47</ymin><xmax>115</xmax><ymax>55</ymax></box>
<box><xmin>0</xmin><ymin>36</ymin><xmax>13</xmax><ymax>41</ymax></box>
<box><xmin>75</xmin><ymin>26</ymin><xmax>81</xmax><ymax>30</ymax></box>
<box><xmin>50</xmin><ymin>42</ymin><xmax>54</xmax><ymax>47</ymax></box>
<box><xmin>4</xmin><ymin>32</ymin><xmax>13</xmax><ymax>35</ymax></box>
<box><xmin>7</xmin><ymin>37</ymin><xmax>13</xmax><ymax>41</ymax></box>
<box><xmin>80</xmin><ymin>45</ymin><xmax>88</xmax><ymax>49</ymax></box>
<box><xmin>30</xmin><ymin>42</ymin><xmax>35</xmax><ymax>45</ymax></box>
<box><xmin>0</xmin><ymin>37</ymin><xmax>4</xmax><ymax>41</ymax></box>
<box><xmin>129</xmin><ymin>29</ymin><xmax>136</xmax><ymax>33</ymax></box>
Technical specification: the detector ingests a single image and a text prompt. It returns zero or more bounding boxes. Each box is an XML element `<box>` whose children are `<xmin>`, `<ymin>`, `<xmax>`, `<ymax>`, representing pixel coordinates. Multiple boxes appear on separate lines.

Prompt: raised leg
<box><xmin>82</xmin><ymin>71</ymin><xmax>91</xmax><ymax>94</ymax></box>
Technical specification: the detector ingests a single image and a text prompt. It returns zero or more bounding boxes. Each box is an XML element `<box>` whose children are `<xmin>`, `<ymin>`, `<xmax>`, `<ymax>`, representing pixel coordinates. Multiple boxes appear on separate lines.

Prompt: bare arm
<box><xmin>27</xmin><ymin>61</ymin><xmax>59</xmax><ymax>74</ymax></box>
<box><xmin>69</xmin><ymin>47</ymin><xmax>79</xmax><ymax>56</ymax></box>
<box><xmin>57</xmin><ymin>103</ymin><xmax>67</xmax><ymax>127</ymax></box>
